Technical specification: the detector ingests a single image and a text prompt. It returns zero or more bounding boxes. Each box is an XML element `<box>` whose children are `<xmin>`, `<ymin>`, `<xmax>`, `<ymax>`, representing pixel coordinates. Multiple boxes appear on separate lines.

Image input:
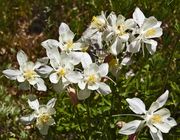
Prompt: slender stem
<box><xmin>112</xmin><ymin>114</ymin><xmax>143</xmax><ymax>118</ymax></box>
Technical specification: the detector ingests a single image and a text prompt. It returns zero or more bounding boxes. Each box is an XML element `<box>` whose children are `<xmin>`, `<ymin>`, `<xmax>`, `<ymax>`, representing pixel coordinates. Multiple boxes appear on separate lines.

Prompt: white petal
<box><xmin>17</xmin><ymin>75</ymin><xmax>25</xmax><ymax>82</ymax></box>
<box><xmin>68</xmin><ymin>52</ymin><xmax>82</xmax><ymax>65</ymax></box>
<box><xmin>119</xmin><ymin>120</ymin><xmax>142</xmax><ymax>135</ymax></box>
<box><xmin>142</xmin><ymin>17</ymin><xmax>159</xmax><ymax>31</ymax></box>
<box><xmin>41</xmin><ymin>39</ymin><xmax>60</xmax><ymax>49</ymax></box>
<box><xmin>81</xmin><ymin>52</ymin><xmax>92</xmax><ymax>68</ymax></box>
<box><xmin>156</xmin><ymin>90</ymin><xmax>169</xmax><ymax>108</ymax></box>
<box><xmin>153</xmin><ymin>122</ymin><xmax>171</xmax><ymax>133</ymax></box>
<box><xmin>98</xmin><ymin>63</ymin><xmax>109</xmax><ymax>77</ymax></box>
<box><xmin>127</xmin><ymin>39</ymin><xmax>141</xmax><ymax>53</ymax></box>
<box><xmin>59</xmin><ymin>23</ymin><xmax>75</xmax><ymax>43</ymax></box>
<box><xmin>28</xmin><ymin>99</ymin><xmax>39</xmax><ymax>111</ymax></box>
<box><xmin>78</xmin><ymin>80</ymin><xmax>86</xmax><ymax>90</ymax></box>
<box><xmin>73</xmin><ymin>42</ymin><xmax>83</xmax><ymax>51</ymax></box>
<box><xmin>164</xmin><ymin>117</ymin><xmax>177</xmax><ymax>127</ymax></box>
<box><xmin>17</xmin><ymin>50</ymin><xmax>28</xmax><ymax>66</ymax></box>
<box><xmin>34</xmin><ymin>78</ymin><xmax>47</xmax><ymax>91</ymax></box>
<box><xmin>88</xmin><ymin>82</ymin><xmax>99</xmax><ymax>90</ymax></box>
<box><xmin>3</xmin><ymin>69</ymin><xmax>22</xmax><ymax>80</ymax></box>
<box><xmin>47</xmin><ymin>98</ymin><xmax>57</xmax><ymax>108</ymax></box>
<box><xmin>98</xmin><ymin>82</ymin><xmax>111</xmax><ymax>94</ymax></box>
<box><xmin>154</xmin><ymin>108</ymin><xmax>170</xmax><ymax>118</ymax></box>
<box><xmin>77</xmin><ymin>89</ymin><xmax>91</xmax><ymax>100</ymax></box>
<box><xmin>107</xmin><ymin>12</ymin><xmax>117</xmax><ymax>27</ymax></box>
<box><xmin>36</xmin><ymin>65</ymin><xmax>53</xmax><ymax>75</ymax></box>
<box><xmin>144</xmin><ymin>27</ymin><xmax>163</xmax><ymax>38</ymax></box>
<box><xmin>110</xmin><ymin>37</ymin><xmax>122</xmax><ymax>55</ymax></box>
<box><xmin>144</xmin><ymin>39</ymin><xmax>157</xmax><ymax>55</ymax></box>
<box><xmin>49</xmin><ymin>73</ymin><xmax>59</xmax><ymax>84</ymax></box>
<box><xmin>125</xmin><ymin>19</ymin><xmax>135</xmax><ymax>29</ymax></box>
<box><xmin>119</xmin><ymin>33</ymin><xmax>129</xmax><ymax>42</ymax></box>
<box><xmin>121</xmin><ymin>57</ymin><xmax>131</xmax><ymax>66</ymax></box>
<box><xmin>126</xmin><ymin>98</ymin><xmax>146</xmax><ymax>114</ymax></box>
<box><xmin>147</xmin><ymin>124</ymin><xmax>158</xmax><ymax>133</ymax></box>
<box><xmin>66</xmin><ymin>71</ymin><xmax>83</xmax><ymax>83</ymax></box>
<box><xmin>20</xmin><ymin>114</ymin><xmax>36</xmax><ymax>124</ymax></box>
<box><xmin>133</xmin><ymin>7</ymin><xmax>145</xmax><ymax>27</ymax></box>
<box><xmin>149</xmin><ymin>102</ymin><xmax>159</xmax><ymax>113</ymax></box>
<box><xmin>150</xmin><ymin>130</ymin><xmax>163</xmax><ymax>140</ymax></box>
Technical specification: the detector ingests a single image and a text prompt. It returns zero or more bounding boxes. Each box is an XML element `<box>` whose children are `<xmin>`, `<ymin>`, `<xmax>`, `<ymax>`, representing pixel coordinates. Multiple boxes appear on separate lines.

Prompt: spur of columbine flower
<box><xmin>119</xmin><ymin>90</ymin><xmax>177</xmax><ymax>140</ymax></box>
<box><xmin>20</xmin><ymin>98</ymin><xmax>56</xmax><ymax>135</ymax></box>
<box><xmin>78</xmin><ymin>56</ymin><xmax>111</xmax><ymax>100</ymax></box>
<box><xmin>3</xmin><ymin>50</ymin><xmax>48</xmax><ymax>91</ymax></box>
<box><xmin>127</xmin><ymin>7</ymin><xmax>163</xmax><ymax>55</ymax></box>
<box><xmin>106</xmin><ymin>12</ymin><xmax>135</xmax><ymax>55</ymax></box>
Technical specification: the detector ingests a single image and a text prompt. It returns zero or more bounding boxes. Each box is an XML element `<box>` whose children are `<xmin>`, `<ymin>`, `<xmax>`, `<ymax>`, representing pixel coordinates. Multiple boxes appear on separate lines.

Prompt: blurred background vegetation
<box><xmin>0</xmin><ymin>0</ymin><xmax>179</xmax><ymax>139</ymax></box>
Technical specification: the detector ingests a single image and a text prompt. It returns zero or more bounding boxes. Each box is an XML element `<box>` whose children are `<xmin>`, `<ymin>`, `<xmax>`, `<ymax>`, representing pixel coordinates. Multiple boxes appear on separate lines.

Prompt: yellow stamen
<box><xmin>87</xmin><ymin>74</ymin><xmax>97</xmax><ymax>84</ymax></box>
<box><xmin>150</xmin><ymin>114</ymin><xmax>162</xmax><ymax>123</ymax></box>
<box><xmin>66</xmin><ymin>40</ymin><xmax>73</xmax><ymax>49</ymax></box>
<box><xmin>24</xmin><ymin>70</ymin><xmax>37</xmax><ymax>80</ymax></box>
<box><xmin>145</xmin><ymin>29</ymin><xmax>156</xmax><ymax>37</ymax></box>
<box><xmin>57</xmin><ymin>68</ymin><xmax>66</xmax><ymax>77</ymax></box>
<box><xmin>37</xmin><ymin>113</ymin><xmax>51</xmax><ymax>124</ymax></box>
<box><xmin>116</xmin><ymin>24</ymin><xmax>125</xmax><ymax>36</ymax></box>
<box><xmin>91</xmin><ymin>16</ymin><xmax>104</xmax><ymax>29</ymax></box>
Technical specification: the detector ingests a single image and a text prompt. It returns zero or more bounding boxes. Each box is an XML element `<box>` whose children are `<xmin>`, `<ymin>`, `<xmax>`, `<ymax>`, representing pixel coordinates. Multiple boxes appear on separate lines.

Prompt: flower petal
<box><xmin>78</xmin><ymin>80</ymin><xmax>86</xmax><ymax>90</ymax></box>
<box><xmin>47</xmin><ymin>98</ymin><xmax>57</xmax><ymax>108</ymax></box>
<box><xmin>99</xmin><ymin>63</ymin><xmax>109</xmax><ymax>77</ymax></box>
<box><xmin>3</xmin><ymin>69</ymin><xmax>22</xmax><ymax>80</ymax></box>
<box><xmin>98</xmin><ymin>82</ymin><xmax>111</xmax><ymax>94</ymax></box>
<box><xmin>127</xmin><ymin>40</ymin><xmax>141</xmax><ymax>53</ymax></box>
<box><xmin>153</xmin><ymin>122</ymin><xmax>171</xmax><ymax>133</ymax></box>
<box><xmin>133</xmin><ymin>7</ymin><xmax>145</xmax><ymax>27</ymax></box>
<box><xmin>17</xmin><ymin>50</ymin><xmax>28</xmax><ymax>66</ymax></box>
<box><xmin>28</xmin><ymin>99</ymin><xmax>39</xmax><ymax>111</ymax></box>
<box><xmin>20</xmin><ymin>114</ymin><xmax>36</xmax><ymax>125</ymax></box>
<box><xmin>154</xmin><ymin>108</ymin><xmax>170</xmax><ymax>118</ymax></box>
<box><xmin>81</xmin><ymin>52</ymin><xmax>92</xmax><ymax>69</ymax></box>
<box><xmin>34</xmin><ymin>78</ymin><xmax>47</xmax><ymax>91</ymax></box>
<box><xmin>119</xmin><ymin>120</ymin><xmax>142</xmax><ymax>135</ymax></box>
<box><xmin>156</xmin><ymin>90</ymin><xmax>169</xmax><ymax>108</ymax></box>
<box><xmin>49</xmin><ymin>73</ymin><xmax>59</xmax><ymax>84</ymax></box>
<box><xmin>144</xmin><ymin>39</ymin><xmax>157</xmax><ymax>55</ymax></box>
<box><xmin>126</xmin><ymin>98</ymin><xmax>146</xmax><ymax>114</ymax></box>
<box><xmin>164</xmin><ymin>117</ymin><xmax>177</xmax><ymax>127</ymax></box>
<box><xmin>66</xmin><ymin>71</ymin><xmax>83</xmax><ymax>83</ymax></box>
<box><xmin>150</xmin><ymin>130</ymin><xmax>163</xmax><ymax>140</ymax></box>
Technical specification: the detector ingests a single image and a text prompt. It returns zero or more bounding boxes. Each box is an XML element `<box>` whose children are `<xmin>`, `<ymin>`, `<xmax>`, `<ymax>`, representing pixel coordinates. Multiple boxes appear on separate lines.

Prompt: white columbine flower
<box><xmin>20</xmin><ymin>98</ymin><xmax>56</xmax><ymax>135</ymax></box>
<box><xmin>42</xmin><ymin>45</ymin><xmax>82</xmax><ymax>87</ymax></box>
<box><xmin>106</xmin><ymin>12</ymin><xmax>135</xmax><ymax>55</ymax></box>
<box><xmin>41</xmin><ymin>22</ymin><xmax>83</xmax><ymax>53</ymax></box>
<box><xmin>119</xmin><ymin>90</ymin><xmax>177</xmax><ymax>140</ymax></box>
<box><xmin>81</xmin><ymin>11</ymin><xmax>107</xmax><ymax>48</ymax></box>
<box><xmin>78</xmin><ymin>56</ymin><xmax>111</xmax><ymax>99</ymax></box>
<box><xmin>127</xmin><ymin>7</ymin><xmax>163</xmax><ymax>55</ymax></box>
<box><xmin>3</xmin><ymin>50</ymin><xmax>47</xmax><ymax>91</ymax></box>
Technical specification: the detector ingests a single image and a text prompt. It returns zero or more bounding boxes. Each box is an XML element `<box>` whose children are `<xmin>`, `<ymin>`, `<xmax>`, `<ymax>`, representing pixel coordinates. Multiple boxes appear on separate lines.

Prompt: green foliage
<box><xmin>0</xmin><ymin>0</ymin><xmax>179</xmax><ymax>139</ymax></box>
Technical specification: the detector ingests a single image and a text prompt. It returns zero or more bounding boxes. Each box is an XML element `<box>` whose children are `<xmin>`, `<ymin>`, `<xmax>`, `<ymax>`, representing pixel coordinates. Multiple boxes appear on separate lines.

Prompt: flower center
<box><xmin>66</xmin><ymin>40</ymin><xmax>73</xmax><ymax>50</ymax></box>
<box><xmin>150</xmin><ymin>114</ymin><xmax>162</xmax><ymax>123</ymax></box>
<box><xmin>57</xmin><ymin>68</ymin><xmax>66</xmax><ymax>77</ymax></box>
<box><xmin>145</xmin><ymin>29</ymin><xmax>156</xmax><ymax>37</ymax></box>
<box><xmin>116</xmin><ymin>24</ymin><xmax>125</xmax><ymax>35</ymax></box>
<box><xmin>37</xmin><ymin>113</ymin><xmax>51</xmax><ymax>124</ymax></box>
<box><xmin>91</xmin><ymin>16</ymin><xmax>104</xmax><ymax>29</ymax></box>
<box><xmin>24</xmin><ymin>70</ymin><xmax>37</xmax><ymax>80</ymax></box>
<box><xmin>87</xmin><ymin>74</ymin><xmax>97</xmax><ymax>84</ymax></box>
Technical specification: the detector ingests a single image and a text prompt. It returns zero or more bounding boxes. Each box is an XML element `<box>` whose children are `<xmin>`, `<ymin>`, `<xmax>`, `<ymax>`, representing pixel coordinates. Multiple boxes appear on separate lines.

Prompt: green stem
<box><xmin>112</xmin><ymin>114</ymin><xmax>143</xmax><ymax>118</ymax></box>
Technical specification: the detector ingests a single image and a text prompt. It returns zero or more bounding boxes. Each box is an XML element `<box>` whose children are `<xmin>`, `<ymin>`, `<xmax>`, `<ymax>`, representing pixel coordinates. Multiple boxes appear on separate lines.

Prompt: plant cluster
<box><xmin>2</xmin><ymin>7</ymin><xmax>177</xmax><ymax>140</ymax></box>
